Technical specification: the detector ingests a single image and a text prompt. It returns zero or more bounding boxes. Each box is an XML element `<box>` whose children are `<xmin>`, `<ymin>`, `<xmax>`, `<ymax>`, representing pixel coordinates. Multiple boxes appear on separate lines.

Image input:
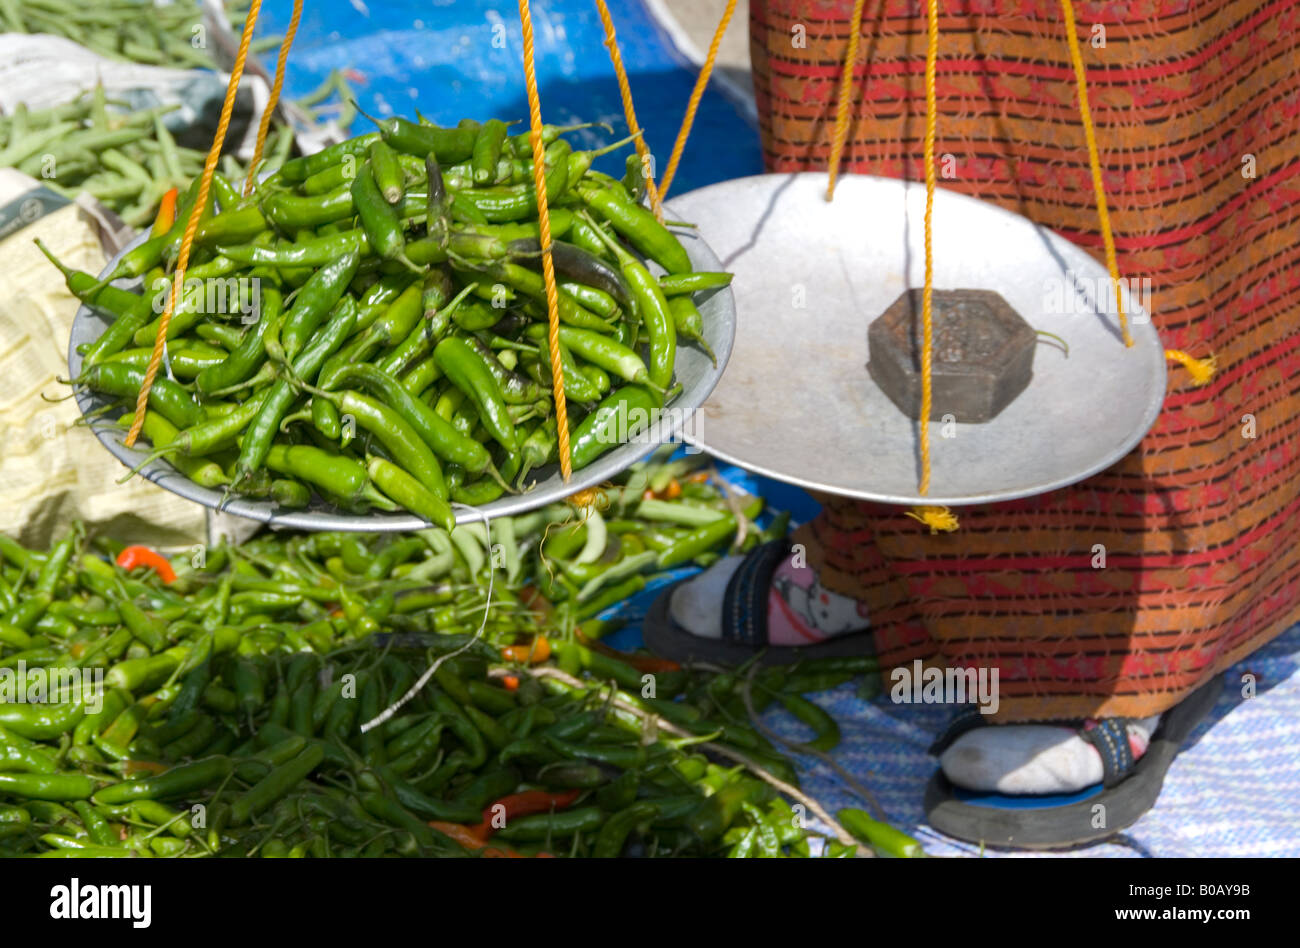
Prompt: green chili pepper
<box><xmin>452</xmin><ymin>141</ymin><xmax>569</xmax><ymax>222</ymax></box>
<box><xmin>0</xmin><ymin>700</ymin><xmax>86</xmax><ymax>741</ymax></box>
<box><xmin>583</xmin><ymin>212</ymin><xmax>677</xmax><ymax>391</ymax></box>
<box><xmin>658</xmin><ymin>271</ymin><xmax>732</xmax><ymax>296</ymax></box>
<box><xmin>0</xmin><ymin>725</ymin><xmax>59</xmax><ymax>774</ymax></box>
<box><xmin>37</xmin><ymin>241</ymin><xmax>155</xmax><ymax>367</ymax></box>
<box><xmin>434</xmin><ymin>336</ymin><xmax>517</xmax><ymax>452</ymax></box>
<box><xmin>326</xmin><ymin>364</ymin><xmax>494</xmax><ymax>476</ymax></box>
<box><xmin>229</xmin><ymin>744</ymin><xmax>326</xmax><ymax>826</ymax></box>
<box><xmin>667</xmin><ymin>294</ymin><xmax>715</xmax><ymax>365</ymax></box>
<box><xmin>278</xmin><ymin>132</ymin><xmax>381</xmax><ymax>182</ymax></box>
<box><xmin>592</xmin><ymin>800</ymin><xmax>657</xmax><ymax>857</ymax></box>
<box><xmin>80</xmin><ymin>363</ymin><xmax>204</xmax><ymax>429</ymax></box>
<box><xmin>493</xmin><ymin>805</ymin><xmax>605</xmax><ymax>841</ymax></box>
<box><xmin>234</xmin><ymin>297</ymin><xmax>357</xmax><ymax>485</ymax></box>
<box><xmin>776</xmin><ymin>693</ymin><xmax>841</xmax><ymax>752</ymax></box>
<box><xmin>471</xmin><ymin>118</ymin><xmax>509</xmax><ymax>184</ymax></box>
<box><xmin>279</xmin><ymin>251</ymin><xmax>360</xmax><ymax>362</ymax></box>
<box><xmin>366</xmin><ymin>457</ymin><xmax>455</xmax><ymax>532</ymax></box>
<box><xmin>0</xmin><ymin>772</ymin><xmax>96</xmax><ymax>801</ymax></box>
<box><xmin>838</xmin><ymin>808</ymin><xmax>925</xmax><ymax>858</ymax></box>
<box><xmin>93</xmin><ymin>756</ymin><xmax>232</xmax><ymax>805</ymax></box>
<box><xmin>264</xmin><ymin>443</ymin><xmax>381</xmax><ymax>509</ymax></box>
<box><xmin>568</xmin><ymin>385</ymin><xmax>660</xmax><ymax>469</ymax></box>
<box><xmin>218</xmin><ymin>229</ymin><xmax>367</xmax><ymax>268</ymax></box>
<box><xmin>351</xmin><ymin>159</ymin><xmax>417</xmax><ymax>271</ymax></box>
<box><xmin>579</xmin><ymin>181</ymin><xmax>692</xmax><ymax>274</ymax></box>
<box><xmin>366</xmin><ymin>113</ymin><xmax>476</xmax><ymax>165</ymax></box>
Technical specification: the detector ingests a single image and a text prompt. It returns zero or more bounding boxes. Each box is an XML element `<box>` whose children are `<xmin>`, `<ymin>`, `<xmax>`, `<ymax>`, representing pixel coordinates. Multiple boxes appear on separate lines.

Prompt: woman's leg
<box><xmin>663</xmin><ymin>494</ymin><xmax>1169</xmax><ymax>794</ymax></box>
<box><xmin>725</xmin><ymin>0</ymin><xmax>1300</xmax><ymax>807</ymax></box>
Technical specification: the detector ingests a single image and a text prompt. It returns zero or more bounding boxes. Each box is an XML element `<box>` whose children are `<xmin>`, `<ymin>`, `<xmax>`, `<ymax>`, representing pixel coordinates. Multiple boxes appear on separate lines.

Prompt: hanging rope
<box><xmin>1060</xmin><ymin>0</ymin><xmax>1131</xmax><ymax>348</ymax></box>
<box><xmin>905</xmin><ymin>0</ymin><xmax>958</xmax><ymax>534</ymax></box>
<box><xmin>518</xmin><ymin>0</ymin><xmax>573</xmax><ymax>481</ymax></box>
<box><xmin>594</xmin><ymin>0</ymin><xmax>664</xmax><ymax>222</ymax></box>
<box><xmin>657</xmin><ymin>0</ymin><xmax>738</xmax><ymax>201</ymax></box>
<box><xmin>124</xmin><ymin>0</ymin><xmax>264</xmax><ymax>449</ymax></box>
<box><xmin>242</xmin><ymin>0</ymin><xmax>303</xmax><ymax>196</ymax></box>
<box><xmin>1164</xmin><ymin>348</ymin><xmax>1217</xmax><ymax>386</ymax></box>
<box><xmin>825</xmin><ymin>0</ymin><xmax>868</xmax><ymax>201</ymax></box>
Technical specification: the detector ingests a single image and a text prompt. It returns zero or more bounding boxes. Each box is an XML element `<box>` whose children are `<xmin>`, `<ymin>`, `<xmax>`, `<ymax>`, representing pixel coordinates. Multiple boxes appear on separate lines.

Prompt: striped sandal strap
<box><xmin>719</xmin><ymin>538</ymin><xmax>793</xmax><ymax>648</ymax></box>
<box><xmin>1078</xmin><ymin>718</ymin><xmax>1138</xmax><ymax>788</ymax></box>
<box><xmin>929</xmin><ymin>709</ymin><xmax>1137</xmax><ymax>788</ymax></box>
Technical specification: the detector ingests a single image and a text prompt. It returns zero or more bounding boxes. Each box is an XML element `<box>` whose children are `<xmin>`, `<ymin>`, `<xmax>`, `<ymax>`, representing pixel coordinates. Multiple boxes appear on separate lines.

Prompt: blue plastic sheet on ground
<box><xmin>256</xmin><ymin>0</ymin><xmax>762</xmax><ymax>194</ymax></box>
<box><xmin>593</xmin><ymin>463</ymin><xmax>1300</xmax><ymax>858</ymax></box>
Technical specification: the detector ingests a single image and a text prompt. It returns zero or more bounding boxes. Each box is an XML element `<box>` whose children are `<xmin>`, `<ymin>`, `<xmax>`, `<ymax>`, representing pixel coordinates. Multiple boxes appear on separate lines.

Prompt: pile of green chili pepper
<box><xmin>55</xmin><ymin>110</ymin><xmax>733</xmax><ymax>526</ymax></box>
<box><xmin>0</xmin><ymin>459</ymin><xmax>917</xmax><ymax>858</ymax></box>
<box><xmin>0</xmin><ymin>0</ymin><xmax>282</xmax><ymax>70</ymax></box>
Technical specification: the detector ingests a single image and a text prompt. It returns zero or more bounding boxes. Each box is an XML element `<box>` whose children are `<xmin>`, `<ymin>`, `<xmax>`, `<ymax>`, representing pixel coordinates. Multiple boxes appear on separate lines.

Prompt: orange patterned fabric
<box><xmin>750</xmin><ymin>0</ymin><xmax>1300</xmax><ymax>721</ymax></box>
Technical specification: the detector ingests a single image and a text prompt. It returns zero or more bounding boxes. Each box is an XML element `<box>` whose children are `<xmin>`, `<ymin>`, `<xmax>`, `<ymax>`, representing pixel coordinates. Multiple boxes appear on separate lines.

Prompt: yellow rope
<box><xmin>905</xmin><ymin>0</ymin><xmax>958</xmax><ymax>534</ymax></box>
<box><xmin>657</xmin><ymin>0</ymin><xmax>738</xmax><ymax>201</ymax></box>
<box><xmin>518</xmin><ymin>0</ymin><xmax>572</xmax><ymax>481</ymax></box>
<box><xmin>242</xmin><ymin>0</ymin><xmax>302</xmax><ymax>196</ymax></box>
<box><xmin>125</xmin><ymin>0</ymin><xmax>263</xmax><ymax>449</ymax></box>
<box><xmin>594</xmin><ymin>0</ymin><xmax>664</xmax><ymax>222</ymax></box>
<box><xmin>1165</xmin><ymin>349</ymin><xmax>1217</xmax><ymax>386</ymax></box>
<box><xmin>906</xmin><ymin>505</ymin><xmax>959</xmax><ymax>533</ymax></box>
<box><xmin>825</xmin><ymin>0</ymin><xmax>868</xmax><ymax>201</ymax></box>
<box><xmin>1060</xmin><ymin>0</ymin><xmax>1131</xmax><ymax>347</ymax></box>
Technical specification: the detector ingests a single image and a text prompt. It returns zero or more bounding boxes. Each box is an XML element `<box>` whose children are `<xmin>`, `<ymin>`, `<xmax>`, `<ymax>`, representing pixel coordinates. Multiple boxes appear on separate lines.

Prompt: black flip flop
<box><xmin>642</xmin><ymin>538</ymin><xmax>875</xmax><ymax>667</ymax></box>
<box><xmin>923</xmin><ymin>674</ymin><xmax>1224</xmax><ymax>849</ymax></box>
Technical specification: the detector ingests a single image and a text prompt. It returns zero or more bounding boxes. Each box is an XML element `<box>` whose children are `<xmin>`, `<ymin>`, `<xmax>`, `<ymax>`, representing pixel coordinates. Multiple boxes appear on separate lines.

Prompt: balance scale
<box><xmin>669</xmin><ymin>172</ymin><xmax>1166</xmax><ymax>506</ymax></box>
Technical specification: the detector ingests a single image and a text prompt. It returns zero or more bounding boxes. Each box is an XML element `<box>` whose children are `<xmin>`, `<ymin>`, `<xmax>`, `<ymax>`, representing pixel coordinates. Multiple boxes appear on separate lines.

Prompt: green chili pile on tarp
<box><xmin>0</xmin><ymin>458</ymin><xmax>917</xmax><ymax>858</ymax></box>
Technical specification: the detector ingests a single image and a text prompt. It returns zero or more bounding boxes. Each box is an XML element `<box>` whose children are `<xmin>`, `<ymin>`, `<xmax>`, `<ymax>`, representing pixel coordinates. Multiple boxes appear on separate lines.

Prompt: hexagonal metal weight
<box><xmin>867</xmin><ymin>288</ymin><xmax>1036</xmax><ymax>424</ymax></box>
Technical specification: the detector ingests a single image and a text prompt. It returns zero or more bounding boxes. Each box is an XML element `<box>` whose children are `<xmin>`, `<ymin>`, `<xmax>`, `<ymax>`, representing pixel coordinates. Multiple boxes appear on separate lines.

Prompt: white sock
<box><xmin>669</xmin><ymin>556</ymin><xmax>745</xmax><ymax>639</ymax></box>
<box><xmin>940</xmin><ymin>715</ymin><xmax>1162</xmax><ymax>794</ymax></box>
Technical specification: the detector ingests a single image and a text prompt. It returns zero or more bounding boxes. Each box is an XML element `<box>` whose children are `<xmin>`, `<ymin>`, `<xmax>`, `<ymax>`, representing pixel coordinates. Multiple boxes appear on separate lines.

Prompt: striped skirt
<box><xmin>749</xmin><ymin>0</ymin><xmax>1300</xmax><ymax>720</ymax></box>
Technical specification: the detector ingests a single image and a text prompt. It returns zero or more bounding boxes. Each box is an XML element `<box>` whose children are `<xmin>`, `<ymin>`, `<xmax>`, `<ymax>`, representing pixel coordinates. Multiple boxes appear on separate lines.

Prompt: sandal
<box><xmin>922</xmin><ymin>674</ymin><xmax>1224</xmax><ymax>849</ymax></box>
<box><xmin>642</xmin><ymin>538</ymin><xmax>875</xmax><ymax>666</ymax></box>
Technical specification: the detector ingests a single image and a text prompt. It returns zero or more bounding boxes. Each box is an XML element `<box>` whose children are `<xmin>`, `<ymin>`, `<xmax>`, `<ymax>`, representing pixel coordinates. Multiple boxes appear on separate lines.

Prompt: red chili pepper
<box><xmin>501</xmin><ymin>635</ymin><xmax>551</xmax><ymax>664</ymax></box>
<box><xmin>480</xmin><ymin>844</ymin><xmax>541</xmax><ymax>858</ymax></box>
<box><xmin>578</xmin><ymin>637</ymin><xmax>681</xmax><ymax>674</ymax></box>
<box><xmin>151</xmin><ymin>187</ymin><xmax>179</xmax><ymax>236</ymax></box>
<box><xmin>620</xmin><ymin>654</ymin><xmax>681</xmax><ymax>674</ymax></box>
<box><xmin>428</xmin><ymin>820</ymin><xmax>488</xmax><ymax>851</ymax></box>
<box><xmin>428</xmin><ymin>821</ymin><xmax>552</xmax><ymax>858</ymax></box>
<box><xmin>480</xmin><ymin>789</ymin><xmax>581</xmax><ymax>837</ymax></box>
<box><xmin>518</xmin><ymin>585</ymin><xmax>555</xmax><ymax>619</ymax></box>
<box><xmin>115</xmin><ymin>545</ymin><xmax>176</xmax><ymax>584</ymax></box>
<box><xmin>124</xmin><ymin>760</ymin><xmax>169</xmax><ymax>777</ymax></box>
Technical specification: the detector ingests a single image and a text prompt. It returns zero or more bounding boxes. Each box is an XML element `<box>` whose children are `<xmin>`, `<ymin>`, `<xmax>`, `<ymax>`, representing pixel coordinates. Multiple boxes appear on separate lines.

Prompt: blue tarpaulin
<box><xmin>256</xmin><ymin>0</ymin><xmax>762</xmax><ymax>194</ymax></box>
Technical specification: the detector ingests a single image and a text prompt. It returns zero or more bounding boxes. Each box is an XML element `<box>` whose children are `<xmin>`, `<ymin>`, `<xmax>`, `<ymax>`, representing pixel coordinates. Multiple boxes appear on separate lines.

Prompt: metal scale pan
<box><xmin>668</xmin><ymin>172</ymin><xmax>1167</xmax><ymax>506</ymax></box>
<box><xmin>68</xmin><ymin>227</ymin><xmax>736</xmax><ymax>531</ymax></box>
